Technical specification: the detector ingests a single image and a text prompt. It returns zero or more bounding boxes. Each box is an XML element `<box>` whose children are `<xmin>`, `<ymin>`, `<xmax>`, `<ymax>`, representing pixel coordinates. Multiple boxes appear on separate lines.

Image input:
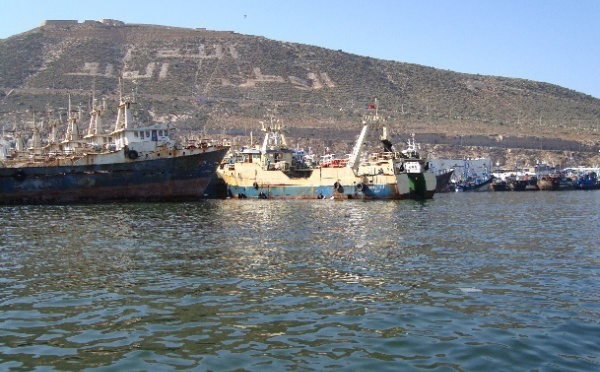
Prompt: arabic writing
<box><xmin>66</xmin><ymin>44</ymin><xmax>335</xmax><ymax>90</ymax></box>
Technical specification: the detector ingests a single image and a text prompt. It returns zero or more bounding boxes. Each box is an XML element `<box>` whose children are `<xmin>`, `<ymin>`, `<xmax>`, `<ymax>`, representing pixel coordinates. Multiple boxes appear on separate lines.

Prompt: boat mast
<box><xmin>260</xmin><ymin>114</ymin><xmax>287</xmax><ymax>152</ymax></box>
<box><xmin>65</xmin><ymin>95</ymin><xmax>81</xmax><ymax>142</ymax></box>
<box><xmin>347</xmin><ymin>99</ymin><xmax>380</xmax><ymax>171</ymax></box>
<box><xmin>115</xmin><ymin>79</ymin><xmax>136</xmax><ymax>131</ymax></box>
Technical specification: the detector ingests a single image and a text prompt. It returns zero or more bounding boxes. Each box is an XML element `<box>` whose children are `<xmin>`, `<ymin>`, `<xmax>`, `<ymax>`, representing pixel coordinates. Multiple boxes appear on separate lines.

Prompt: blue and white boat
<box><xmin>218</xmin><ymin>104</ymin><xmax>436</xmax><ymax>200</ymax></box>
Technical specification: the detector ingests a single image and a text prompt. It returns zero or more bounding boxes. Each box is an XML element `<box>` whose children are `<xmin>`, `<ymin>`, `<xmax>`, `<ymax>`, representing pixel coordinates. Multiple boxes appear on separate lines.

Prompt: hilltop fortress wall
<box><xmin>39</xmin><ymin>19</ymin><xmax>125</xmax><ymax>27</ymax></box>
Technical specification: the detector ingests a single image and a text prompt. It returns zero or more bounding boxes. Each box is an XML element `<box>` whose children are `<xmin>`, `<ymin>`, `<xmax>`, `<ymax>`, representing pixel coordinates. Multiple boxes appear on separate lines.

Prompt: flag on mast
<box><xmin>368</xmin><ymin>98</ymin><xmax>378</xmax><ymax>110</ymax></box>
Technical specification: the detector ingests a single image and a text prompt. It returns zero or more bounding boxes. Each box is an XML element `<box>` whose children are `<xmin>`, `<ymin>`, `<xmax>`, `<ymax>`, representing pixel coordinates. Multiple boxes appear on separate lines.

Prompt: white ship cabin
<box><xmin>533</xmin><ymin>162</ymin><xmax>559</xmax><ymax>176</ymax></box>
<box><xmin>262</xmin><ymin>148</ymin><xmax>293</xmax><ymax>171</ymax></box>
<box><xmin>232</xmin><ymin>146</ymin><xmax>261</xmax><ymax>163</ymax></box>
<box><xmin>110</xmin><ymin>97</ymin><xmax>175</xmax><ymax>152</ymax></box>
<box><xmin>112</xmin><ymin>124</ymin><xmax>173</xmax><ymax>152</ymax></box>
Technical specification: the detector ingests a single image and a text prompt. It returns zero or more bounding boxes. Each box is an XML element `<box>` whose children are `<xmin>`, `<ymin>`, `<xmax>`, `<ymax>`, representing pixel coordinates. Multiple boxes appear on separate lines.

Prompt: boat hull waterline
<box><xmin>1</xmin><ymin>147</ymin><xmax>229</xmax><ymax>204</ymax></box>
<box><xmin>220</xmin><ymin>166</ymin><xmax>417</xmax><ymax>199</ymax></box>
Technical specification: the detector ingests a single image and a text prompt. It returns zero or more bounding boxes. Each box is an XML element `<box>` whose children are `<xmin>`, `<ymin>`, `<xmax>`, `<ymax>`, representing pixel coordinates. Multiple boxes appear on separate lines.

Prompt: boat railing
<box><xmin>320</xmin><ymin>158</ymin><xmax>349</xmax><ymax>168</ymax></box>
<box><xmin>367</xmin><ymin>151</ymin><xmax>397</xmax><ymax>161</ymax></box>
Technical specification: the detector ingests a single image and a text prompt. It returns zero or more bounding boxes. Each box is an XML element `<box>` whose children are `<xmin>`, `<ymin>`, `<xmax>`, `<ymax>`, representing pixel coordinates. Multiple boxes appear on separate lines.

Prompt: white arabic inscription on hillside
<box><xmin>67</xmin><ymin>44</ymin><xmax>335</xmax><ymax>90</ymax></box>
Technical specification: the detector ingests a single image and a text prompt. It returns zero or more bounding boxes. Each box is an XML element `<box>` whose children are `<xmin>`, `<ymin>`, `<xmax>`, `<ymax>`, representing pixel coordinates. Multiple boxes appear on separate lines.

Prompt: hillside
<box><xmin>1</xmin><ymin>20</ymin><xmax>599</xmax><ymax>167</ymax></box>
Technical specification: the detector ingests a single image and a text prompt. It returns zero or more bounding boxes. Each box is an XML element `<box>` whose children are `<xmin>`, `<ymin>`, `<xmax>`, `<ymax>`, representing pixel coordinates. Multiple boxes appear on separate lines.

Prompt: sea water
<box><xmin>1</xmin><ymin>191</ymin><xmax>599</xmax><ymax>371</ymax></box>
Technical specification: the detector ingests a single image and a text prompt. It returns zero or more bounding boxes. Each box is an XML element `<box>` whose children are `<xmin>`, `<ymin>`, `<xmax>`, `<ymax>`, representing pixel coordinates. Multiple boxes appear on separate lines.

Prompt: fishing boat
<box><xmin>576</xmin><ymin>169</ymin><xmax>600</xmax><ymax>190</ymax></box>
<box><xmin>435</xmin><ymin>169</ymin><xmax>455</xmax><ymax>193</ymax></box>
<box><xmin>535</xmin><ymin>162</ymin><xmax>562</xmax><ymax>191</ymax></box>
<box><xmin>218</xmin><ymin>104</ymin><xmax>435</xmax><ymax>200</ymax></box>
<box><xmin>564</xmin><ymin>167</ymin><xmax>600</xmax><ymax>190</ymax></box>
<box><xmin>0</xmin><ymin>94</ymin><xmax>229</xmax><ymax>205</ymax></box>
<box><xmin>393</xmin><ymin>133</ymin><xmax>437</xmax><ymax>199</ymax></box>
<box><xmin>508</xmin><ymin>175</ymin><xmax>538</xmax><ymax>191</ymax></box>
<box><xmin>537</xmin><ymin>174</ymin><xmax>562</xmax><ymax>191</ymax></box>
<box><xmin>490</xmin><ymin>178</ymin><xmax>509</xmax><ymax>191</ymax></box>
<box><xmin>452</xmin><ymin>158</ymin><xmax>494</xmax><ymax>192</ymax></box>
<box><xmin>505</xmin><ymin>165</ymin><xmax>539</xmax><ymax>191</ymax></box>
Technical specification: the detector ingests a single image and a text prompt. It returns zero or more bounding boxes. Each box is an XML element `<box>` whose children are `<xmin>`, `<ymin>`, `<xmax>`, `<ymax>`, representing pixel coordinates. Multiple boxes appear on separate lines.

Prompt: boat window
<box><xmin>146</xmin><ymin>131</ymin><xmax>150</xmax><ymax>138</ymax></box>
<box><xmin>134</xmin><ymin>131</ymin><xmax>139</xmax><ymax>138</ymax></box>
<box><xmin>140</xmin><ymin>131</ymin><xmax>144</xmax><ymax>139</ymax></box>
<box><xmin>152</xmin><ymin>130</ymin><xmax>158</xmax><ymax>141</ymax></box>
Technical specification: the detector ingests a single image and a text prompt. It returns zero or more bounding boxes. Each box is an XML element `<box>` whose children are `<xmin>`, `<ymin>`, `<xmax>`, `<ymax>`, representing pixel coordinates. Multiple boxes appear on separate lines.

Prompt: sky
<box><xmin>1</xmin><ymin>0</ymin><xmax>599</xmax><ymax>98</ymax></box>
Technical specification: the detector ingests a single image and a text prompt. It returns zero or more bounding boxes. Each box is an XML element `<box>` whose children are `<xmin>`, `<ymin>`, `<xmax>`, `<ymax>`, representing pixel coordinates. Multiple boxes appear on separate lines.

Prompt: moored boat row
<box><xmin>490</xmin><ymin>163</ymin><xmax>600</xmax><ymax>192</ymax></box>
<box><xmin>4</xmin><ymin>92</ymin><xmax>596</xmax><ymax>205</ymax></box>
<box><xmin>1</xmin><ymin>92</ymin><xmax>229</xmax><ymax>204</ymax></box>
<box><xmin>428</xmin><ymin>159</ymin><xmax>600</xmax><ymax>193</ymax></box>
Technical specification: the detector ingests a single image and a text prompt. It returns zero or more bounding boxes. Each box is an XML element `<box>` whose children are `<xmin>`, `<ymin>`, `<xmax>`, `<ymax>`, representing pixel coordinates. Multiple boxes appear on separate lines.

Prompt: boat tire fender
<box><xmin>253</xmin><ymin>182</ymin><xmax>259</xmax><ymax>190</ymax></box>
<box><xmin>334</xmin><ymin>182</ymin><xmax>344</xmax><ymax>193</ymax></box>
<box><xmin>128</xmin><ymin>150</ymin><xmax>139</xmax><ymax>160</ymax></box>
<box><xmin>356</xmin><ymin>183</ymin><xmax>364</xmax><ymax>191</ymax></box>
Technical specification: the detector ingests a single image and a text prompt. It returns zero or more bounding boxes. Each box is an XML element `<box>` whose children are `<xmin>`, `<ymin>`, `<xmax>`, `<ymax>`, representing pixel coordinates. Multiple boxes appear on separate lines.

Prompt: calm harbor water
<box><xmin>1</xmin><ymin>191</ymin><xmax>599</xmax><ymax>371</ymax></box>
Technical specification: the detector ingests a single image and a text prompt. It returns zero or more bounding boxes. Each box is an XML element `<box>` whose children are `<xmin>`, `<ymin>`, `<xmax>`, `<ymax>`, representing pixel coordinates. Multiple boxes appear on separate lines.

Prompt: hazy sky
<box><xmin>1</xmin><ymin>0</ymin><xmax>599</xmax><ymax>98</ymax></box>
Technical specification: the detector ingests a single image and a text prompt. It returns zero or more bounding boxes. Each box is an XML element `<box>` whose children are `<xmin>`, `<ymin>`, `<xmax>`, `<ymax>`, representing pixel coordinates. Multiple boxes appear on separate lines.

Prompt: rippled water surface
<box><xmin>1</xmin><ymin>191</ymin><xmax>599</xmax><ymax>371</ymax></box>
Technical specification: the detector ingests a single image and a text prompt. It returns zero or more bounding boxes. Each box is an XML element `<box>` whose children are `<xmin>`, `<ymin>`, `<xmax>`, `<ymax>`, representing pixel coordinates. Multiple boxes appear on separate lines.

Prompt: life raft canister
<box><xmin>128</xmin><ymin>150</ymin><xmax>139</xmax><ymax>160</ymax></box>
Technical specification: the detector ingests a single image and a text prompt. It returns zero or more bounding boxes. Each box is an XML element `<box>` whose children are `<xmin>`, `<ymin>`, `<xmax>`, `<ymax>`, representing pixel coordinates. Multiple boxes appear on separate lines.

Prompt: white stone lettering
<box><xmin>67</xmin><ymin>62</ymin><xmax>115</xmax><ymax>77</ymax></box>
<box><xmin>289</xmin><ymin>76</ymin><xmax>312</xmax><ymax>91</ymax></box>
<box><xmin>123</xmin><ymin>62</ymin><xmax>156</xmax><ymax>79</ymax></box>
<box><xmin>64</xmin><ymin>42</ymin><xmax>336</xmax><ymax>89</ymax></box>
<box><xmin>240</xmin><ymin>68</ymin><xmax>286</xmax><ymax>87</ymax></box>
<box><xmin>319</xmin><ymin>72</ymin><xmax>335</xmax><ymax>88</ymax></box>
<box><xmin>159</xmin><ymin>63</ymin><xmax>169</xmax><ymax>79</ymax></box>
<box><xmin>155</xmin><ymin>44</ymin><xmax>238</xmax><ymax>59</ymax></box>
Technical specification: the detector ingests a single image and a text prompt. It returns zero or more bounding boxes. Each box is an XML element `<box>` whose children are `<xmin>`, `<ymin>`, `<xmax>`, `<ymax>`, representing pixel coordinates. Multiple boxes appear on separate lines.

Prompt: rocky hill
<box><xmin>1</xmin><ymin>20</ymin><xmax>599</xmax><ymax>167</ymax></box>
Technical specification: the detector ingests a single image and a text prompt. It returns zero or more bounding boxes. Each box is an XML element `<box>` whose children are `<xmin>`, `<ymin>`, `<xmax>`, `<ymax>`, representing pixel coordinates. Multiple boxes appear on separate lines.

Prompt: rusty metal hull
<box><xmin>0</xmin><ymin>147</ymin><xmax>229</xmax><ymax>205</ymax></box>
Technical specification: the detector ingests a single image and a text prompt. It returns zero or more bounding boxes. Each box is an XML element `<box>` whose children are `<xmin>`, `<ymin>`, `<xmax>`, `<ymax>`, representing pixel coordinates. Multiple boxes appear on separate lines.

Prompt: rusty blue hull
<box><xmin>0</xmin><ymin>147</ymin><xmax>229</xmax><ymax>205</ymax></box>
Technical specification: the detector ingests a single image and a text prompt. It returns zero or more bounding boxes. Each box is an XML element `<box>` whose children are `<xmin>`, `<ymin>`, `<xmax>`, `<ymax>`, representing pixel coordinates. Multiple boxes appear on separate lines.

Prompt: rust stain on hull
<box><xmin>1</xmin><ymin>147</ymin><xmax>229</xmax><ymax>205</ymax></box>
